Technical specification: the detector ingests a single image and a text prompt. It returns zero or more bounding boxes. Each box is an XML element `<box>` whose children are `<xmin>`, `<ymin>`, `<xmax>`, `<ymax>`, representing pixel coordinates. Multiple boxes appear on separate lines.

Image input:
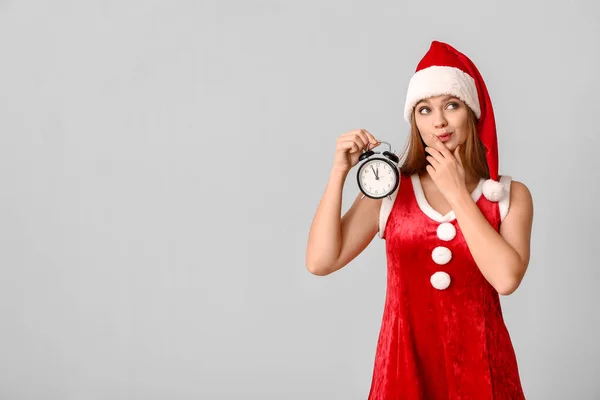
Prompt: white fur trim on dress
<box><xmin>498</xmin><ymin>175</ymin><xmax>512</xmax><ymax>222</ymax></box>
<box><xmin>482</xmin><ymin>179</ymin><xmax>505</xmax><ymax>202</ymax></box>
<box><xmin>411</xmin><ymin>174</ymin><xmax>485</xmax><ymax>223</ymax></box>
<box><xmin>404</xmin><ymin>66</ymin><xmax>480</xmax><ymax>124</ymax></box>
<box><xmin>378</xmin><ymin>172</ymin><xmax>401</xmax><ymax>239</ymax></box>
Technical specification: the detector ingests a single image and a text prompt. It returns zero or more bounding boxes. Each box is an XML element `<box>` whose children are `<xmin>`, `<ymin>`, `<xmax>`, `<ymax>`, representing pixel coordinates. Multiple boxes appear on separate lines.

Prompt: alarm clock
<box><xmin>356</xmin><ymin>141</ymin><xmax>400</xmax><ymax>200</ymax></box>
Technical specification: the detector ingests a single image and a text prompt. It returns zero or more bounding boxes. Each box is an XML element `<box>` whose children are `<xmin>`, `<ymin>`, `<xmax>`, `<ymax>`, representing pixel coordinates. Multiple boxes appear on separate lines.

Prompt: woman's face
<box><xmin>414</xmin><ymin>94</ymin><xmax>469</xmax><ymax>152</ymax></box>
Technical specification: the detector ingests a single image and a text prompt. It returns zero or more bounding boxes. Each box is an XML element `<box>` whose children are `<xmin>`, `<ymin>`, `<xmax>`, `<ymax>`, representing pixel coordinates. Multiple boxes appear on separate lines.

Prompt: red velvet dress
<box><xmin>369</xmin><ymin>172</ymin><xmax>525</xmax><ymax>399</ymax></box>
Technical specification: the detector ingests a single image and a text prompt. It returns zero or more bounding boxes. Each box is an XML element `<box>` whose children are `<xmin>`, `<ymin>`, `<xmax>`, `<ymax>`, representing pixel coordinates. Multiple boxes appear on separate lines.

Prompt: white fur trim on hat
<box><xmin>404</xmin><ymin>66</ymin><xmax>480</xmax><ymax>123</ymax></box>
<box><xmin>482</xmin><ymin>179</ymin><xmax>505</xmax><ymax>202</ymax></box>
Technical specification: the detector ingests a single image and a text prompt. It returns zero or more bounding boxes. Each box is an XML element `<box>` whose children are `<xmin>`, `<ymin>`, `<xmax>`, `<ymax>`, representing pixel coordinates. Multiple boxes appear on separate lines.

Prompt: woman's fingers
<box><xmin>362</xmin><ymin>129</ymin><xmax>380</xmax><ymax>146</ymax></box>
<box><xmin>341</xmin><ymin>129</ymin><xmax>380</xmax><ymax>148</ymax></box>
<box><xmin>425</xmin><ymin>146</ymin><xmax>444</xmax><ymax>163</ymax></box>
<box><xmin>341</xmin><ymin>136</ymin><xmax>366</xmax><ymax>153</ymax></box>
<box><xmin>429</xmin><ymin>133</ymin><xmax>453</xmax><ymax>159</ymax></box>
<box><xmin>425</xmin><ymin>164</ymin><xmax>436</xmax><ymax>177</ymax></box>
<box><xmin>426</xmin><ymin>155</ymin><xmax>440</xmax><ymax>169</ymax></box>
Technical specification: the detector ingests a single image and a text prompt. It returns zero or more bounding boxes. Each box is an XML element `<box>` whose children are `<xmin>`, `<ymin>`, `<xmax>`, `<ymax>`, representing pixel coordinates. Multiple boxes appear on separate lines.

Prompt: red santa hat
<box><xmin>404</xmin><ymin>40</ymin><xmax>505</xmax><ymax>202</ymax></box>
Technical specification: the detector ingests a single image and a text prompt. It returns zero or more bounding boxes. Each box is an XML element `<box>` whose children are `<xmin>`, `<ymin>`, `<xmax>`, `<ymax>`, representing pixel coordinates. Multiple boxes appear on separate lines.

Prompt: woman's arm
<box><xmin>450</xmin><ymin>181</ymin><xmax>534</xmax><ymax>295</ymax></box>
<box><xmin>306</xmin><ymin>128</ymin><xmax>383</xmax><ymax>276</ymax></box>
<box><xmin>306</xmin><ymin>167</ymin><xmax>382</xmax><ymax>276</ymax></box>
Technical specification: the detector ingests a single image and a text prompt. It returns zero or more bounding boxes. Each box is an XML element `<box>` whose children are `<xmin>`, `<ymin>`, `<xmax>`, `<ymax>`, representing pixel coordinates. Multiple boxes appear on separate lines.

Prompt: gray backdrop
<box><xmin>1</xmin><ymin>1</ymin><xmax>598</xmax><ymax>399</ymax></box>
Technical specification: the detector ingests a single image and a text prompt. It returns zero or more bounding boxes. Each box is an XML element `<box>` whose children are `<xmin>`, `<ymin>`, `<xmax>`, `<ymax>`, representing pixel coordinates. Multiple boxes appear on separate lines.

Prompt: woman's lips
<box><xmin>438</xmin><ymin>132</ymin><xmax>453</xmax><ymax>142</ymax></box>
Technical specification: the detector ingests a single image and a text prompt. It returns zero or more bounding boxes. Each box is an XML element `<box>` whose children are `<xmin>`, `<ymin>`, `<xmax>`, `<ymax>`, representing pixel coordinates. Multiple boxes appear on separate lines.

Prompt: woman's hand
<box><xmin>332</xmin><ymin>129</ymin><xmax>380</xmax><ymax>173</ymax></box>
<box><xmin>424</xmin><ymin>133</ymin><xmax>468</xmax><ymax>205</ymax></box>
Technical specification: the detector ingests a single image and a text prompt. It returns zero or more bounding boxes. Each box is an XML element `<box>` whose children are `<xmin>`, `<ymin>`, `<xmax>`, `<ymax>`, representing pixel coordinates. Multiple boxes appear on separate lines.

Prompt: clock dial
<box><xmin>359</xmin><ymin>159</ymin><xmax>397</xmax><ymax>197</ymax></box>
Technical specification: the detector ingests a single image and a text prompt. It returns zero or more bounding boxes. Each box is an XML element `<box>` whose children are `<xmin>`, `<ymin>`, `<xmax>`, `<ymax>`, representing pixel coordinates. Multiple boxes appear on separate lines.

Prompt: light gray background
<box><xmin>0</xmin><ymin>1</ymin><xmax>598</xmax><ymax>399</ymax></box>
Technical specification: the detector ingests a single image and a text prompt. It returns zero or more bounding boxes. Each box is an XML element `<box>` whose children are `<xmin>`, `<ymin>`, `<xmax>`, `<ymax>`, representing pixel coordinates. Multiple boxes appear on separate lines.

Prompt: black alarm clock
<box><xmin>356</xmin><ymin>141</ymin><xmax>400</xmax><ymax>199</ymax></box>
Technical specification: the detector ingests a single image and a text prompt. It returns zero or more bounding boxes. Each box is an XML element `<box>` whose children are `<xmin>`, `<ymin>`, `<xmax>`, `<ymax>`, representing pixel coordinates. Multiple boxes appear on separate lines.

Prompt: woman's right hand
<box><xmin>333</xmin><ymin>129</ymin><xmax>381</xmax><ymax>173</ymax></box>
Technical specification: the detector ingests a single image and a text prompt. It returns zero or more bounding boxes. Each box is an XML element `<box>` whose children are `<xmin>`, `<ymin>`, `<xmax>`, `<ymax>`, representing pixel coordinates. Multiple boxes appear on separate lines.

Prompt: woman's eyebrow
<box><xmin>416</xmin><ymin>95</ymin><xmax>459</xmax><ymax>106</ymax></box>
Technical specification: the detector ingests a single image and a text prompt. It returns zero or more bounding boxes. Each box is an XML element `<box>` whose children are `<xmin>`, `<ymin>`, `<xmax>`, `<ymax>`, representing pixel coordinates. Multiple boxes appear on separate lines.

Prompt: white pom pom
<box><xmin>430</xmin><ymin>271</ymin><xmax>451</xmax><ymax>290</ymax></box>
<box><xmin>436</xmin><ymin>222</ymin><xmax>456</xmax><ymax>241</ymax></box>
<box><xmin>432</xmin><ymin>246</ymin><xmax>452</xmax><ymax>265</ymax></box>
<box><xmin>482</xmin><ymin>179</ymin><xmax>505</xmax><ymax>202</ymax></box>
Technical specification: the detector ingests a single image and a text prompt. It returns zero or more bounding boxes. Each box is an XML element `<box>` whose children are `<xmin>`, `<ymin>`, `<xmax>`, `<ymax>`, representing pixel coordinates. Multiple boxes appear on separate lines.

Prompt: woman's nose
<box><xmin>434</xmin><ymin>113</ymin><xmax>448</xmax><ymax>128</ymax></box>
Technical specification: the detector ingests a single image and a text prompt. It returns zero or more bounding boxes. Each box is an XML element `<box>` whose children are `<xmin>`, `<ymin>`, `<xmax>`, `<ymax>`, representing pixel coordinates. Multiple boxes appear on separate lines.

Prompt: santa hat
<box><xmin>404</xmin><ymin>40</ymin><xmax>505</xmax><ymax>202</ymax></box>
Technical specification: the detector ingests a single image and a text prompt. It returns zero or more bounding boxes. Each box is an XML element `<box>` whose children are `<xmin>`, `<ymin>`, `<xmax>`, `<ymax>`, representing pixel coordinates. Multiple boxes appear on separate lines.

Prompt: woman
<box><xmin>306</xmin><ymin>41</ymin><xmax>534</xmax><ymax>399</ymax></box>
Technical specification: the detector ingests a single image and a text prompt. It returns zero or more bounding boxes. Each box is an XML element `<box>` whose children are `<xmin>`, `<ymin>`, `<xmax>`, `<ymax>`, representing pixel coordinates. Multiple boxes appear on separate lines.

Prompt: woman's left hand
<box><xmin>424</xmin><ymin>133</ymin><xmax>469</xmax><ymax>206</ymax></box>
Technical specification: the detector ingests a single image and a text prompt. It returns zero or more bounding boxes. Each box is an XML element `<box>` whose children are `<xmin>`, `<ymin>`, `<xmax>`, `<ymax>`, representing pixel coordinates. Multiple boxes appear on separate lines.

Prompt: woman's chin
<box><xmin>442</xmin><ymin>141</ymin><xmax>457</xmax><ymax>151</ymax></box>
<box><xmin>444</xmin><ymin>139</ymin><xmax>465</xmax><ymax>152</ymax></box>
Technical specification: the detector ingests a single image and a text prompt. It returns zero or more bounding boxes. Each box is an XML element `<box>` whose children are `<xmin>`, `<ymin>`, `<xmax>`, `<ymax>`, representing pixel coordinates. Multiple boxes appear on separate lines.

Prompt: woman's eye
<box><xmin>418</xmin><ymin>102</ymin><xmax>458</xmax><ymax>114</ymax></box>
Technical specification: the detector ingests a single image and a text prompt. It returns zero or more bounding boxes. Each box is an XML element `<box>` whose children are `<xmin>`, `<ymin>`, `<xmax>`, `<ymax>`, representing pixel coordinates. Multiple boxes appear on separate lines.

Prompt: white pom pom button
<box><xmin>432</xmin><ymin>246</ymin><xmax>452</xmax><ymax>265</ymax></box>
<box><xmin>430</xmin><ymin>271</ymin><xmax>451</xmax><ymax>290</ymax></box>
<box><xmin>437</xmin><ymin>222</ymin><xmax>456</xmax><ymax>241</ymax></box>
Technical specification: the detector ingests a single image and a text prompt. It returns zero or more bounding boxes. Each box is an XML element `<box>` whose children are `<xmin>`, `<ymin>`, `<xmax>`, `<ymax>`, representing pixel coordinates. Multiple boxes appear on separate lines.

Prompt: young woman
<box><xmin>306</xmin><ymin>41</ymin><xmax>534</xmax><ymax>399</ymax></box>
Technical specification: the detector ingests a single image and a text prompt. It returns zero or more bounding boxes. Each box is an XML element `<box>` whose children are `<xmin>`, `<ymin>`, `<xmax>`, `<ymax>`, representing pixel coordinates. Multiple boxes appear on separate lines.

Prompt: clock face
<box><xmin>358</xmin><ymin>158</ymin><xmax>398</xmax><ymax>198</ymax></box>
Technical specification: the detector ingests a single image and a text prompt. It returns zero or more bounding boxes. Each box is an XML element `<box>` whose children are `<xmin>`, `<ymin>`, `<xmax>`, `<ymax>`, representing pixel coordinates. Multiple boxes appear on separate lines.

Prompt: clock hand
<box><xmin>371</xmin><ymin>165</ymin><xmax>379</xmax><ymax>180</ymax></box>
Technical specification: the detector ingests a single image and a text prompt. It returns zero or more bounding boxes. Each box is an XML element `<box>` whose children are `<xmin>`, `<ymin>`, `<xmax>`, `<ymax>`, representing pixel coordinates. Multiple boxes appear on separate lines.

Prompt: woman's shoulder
<box><xmin>493</xmin><ymin>176</ymin><xmax>532</xmax><ymax>223</ymax></box>
<box><xmin>499</xmin><ymin>176</ymin><xmax>533</xmax><ymax>217</ymax></box>
<box><xmin>501</xmin><ymin>176</ymin><xmax>532</xmax><ymax>200</ymax></box>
